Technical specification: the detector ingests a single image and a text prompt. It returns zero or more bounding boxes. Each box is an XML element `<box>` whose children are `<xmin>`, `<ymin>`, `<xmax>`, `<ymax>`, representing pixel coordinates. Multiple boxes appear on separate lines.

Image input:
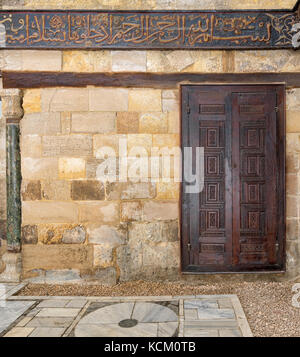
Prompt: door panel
<box><xmin>181</xmin><ymin>85</ymin><xmax>285</xmax><ymax>273</ymax></box>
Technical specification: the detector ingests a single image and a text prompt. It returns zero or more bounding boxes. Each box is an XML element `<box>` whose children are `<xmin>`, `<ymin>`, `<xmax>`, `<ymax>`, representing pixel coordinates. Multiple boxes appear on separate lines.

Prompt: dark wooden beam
<box><xmin>3</xmin><ymin>71</ymin><xmax>300</xmax><ymax>89</ymax></box>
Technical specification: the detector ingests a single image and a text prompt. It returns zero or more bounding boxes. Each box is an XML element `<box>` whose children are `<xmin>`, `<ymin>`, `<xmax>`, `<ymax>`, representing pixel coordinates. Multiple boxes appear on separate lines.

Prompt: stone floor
<box><xmin>0</xmin><ymin>283</ymin><xmax>252</xmax><ymax>337</ymax></box>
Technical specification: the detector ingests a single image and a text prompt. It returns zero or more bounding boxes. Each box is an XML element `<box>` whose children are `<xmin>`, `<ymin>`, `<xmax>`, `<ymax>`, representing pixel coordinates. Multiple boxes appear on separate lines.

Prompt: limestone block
<box><xmin>71</xmin><ymin>112</ymin><xmax>116</xmax><ymax>133</ymax></box>
<box><xmin>183</xmin><ymin>51</ymin><xmax>223</xmax><ymax>72</ymax></box>
<box><xmin>112</xmin><ymin>51</ymin><xmax>146</xmax><ymax>72</ymax></box>
<box><xmin>121</xmin><ymin>201</ymin><xmax>143</xmax><ymax>222</ymax></box>
<box><xmin>0</xmin><ymin>50</ymin><xmax>22</xmax><ymax>70</ymax></box>
<box><xmin>287</xmin><ymin>89</ymin><xmax>300</xmax><ymax>111</ymax></box>
<box><xmin>129</xmin><ymin>89</ymin><xmax>162</xmax><ymax>112</ymax></box>
<box><xmin>21</xmin><ymin>113</ymin><xmax>61</xmax><ymax>135</ymax></box>
<box><xmin>78</xmin><ymin>201</ymin><xmax>119</xmax><ymax>224</ymax></box>
<box><xmin>153</xmin><ymin>134</ymin><xmax>180</xmax><ymax>148</ymax></box>
<box><xmin>23</xmin><ymin>89</ymin><xmax>41</xmax><ymax>114</ymax></box>
<box><xmin>22</xmin><ymin>245</ymin><xmax>93</xmax><ymax>272</ymax></box>
<box><xmin>166</xmin><ymin>51</ymin><xmax>194</xmax><ymax>71</ymax></box>
<box><xmin>286</xmin><ymin>133</ymin><xmax>300</xmax><ymax>153</ymax></box>
<box><xmin>92</xmin><ymin>51</ymin><xmax>112</xmax><ymax>72</ymax></box>
<box><xmin>38</xmin><ymin>224</ymin><xmax>80</xmax><ymax>244</ymax></box>
<box><xmin>41</xmin><ymin>180</ymin><xmax>71</xmax><ymax>201</ymax></box>
<box><xmin>41</xmin><ymin>88</ymin><xmax>89</xmax><ymax>112</ymax></box>
<box><xmin>21</xmin><ymin>225</ymin><xmax>38</xmax><ymax>244</ymax></box>
<box><xmin>20</xmin><ymin>135</ymin><xmax>42</xmax><ymax>158</ymax></box>
<box><xmin>156</xmin><ymin>182</ymin><xmax>180</xmax><ymax>199</ymax></box>
<box><xmin>22</xmin><ymin>201</ymin><xmax>78</xmax><ymax>224</ymax></box>
<box><xmin>22</xmin><ymin>158</ymin><xmax>58</xmax><ymax>180</ymax></box>
<box><xmin>128</xmin><ymin>221</ymin><xmax>179</xmax><ymax>243</ymax></box>
<box><xmin>139</xmin><ymin>112</ymin><xmax>168</xmax><ymax>134</ymax></box>
<box><xmin>89</xmin><ymin>88</ymin><xmax>128</xmax><ymax>111</ymax></box>
<box><xmin>22</xmin><ymin>50</ymin><xmax>62</xmax><ymax>71</ymax></box>
<box><xmin>0</xmin><ymin>252</ymin><xmax>22</xmax><ymax>282</ymax></box>
<box><xmin>63</xmin><ymin>51</ymin><xmax>93</xmax><ymax>72</ymax></box>
<box><xmin>62</xmin><ymin>226</ymin><xmax>86</xmax><ymax>244</ymax></box>
<box><xmin>44</xmin><ymin>269</ymin><xmax>82</xmax><ymax>284</ymax></box>
<box><xmin>286</xmin><ymin>195</ymin><xmax>299</xmax><ymax>219</ymax></box>
<box><xmin>143</xmin><ymin>200</ymin><xmax>179</xmax><ymax>221</ymax></box>
<box><xmin>146</xmin><ymin>51</ymin><xmax>173</xmax><ymax>73</ymax></box>
<box><xmin>116</xmin><ymin>112</ymin><xmax>139</xmax><ymax>133</ymax></box>
<box><xmin>286</xmin><ymin>153</ymin><xmax>300</xmax><ymax>174</ymax></box>
<box><xmin>58</xmin><ymin>158</ymin><xmax>86</xmax><ymax>180</ymax></box>
<box><xmin>42</xmin><ymin>135</ymin><xmax>92</xmax><ymax>157</ymax></box>
<box><xmin>127</xmin><ymin>134</ymin><xmax>152</xmax><ymax>156</ymax></box>
<box><xmin>71</xmin><ymin>180</ymin><xmax>105</xmax><ymax>200</ymax></box>
<box><xmin>106</xmin><ymin>182</ymin><xmax>156</xmax><ymax>200</ymax></box>
<box><xmin>287</xmin><ymin>111</ymin><xmax>300</xmax><ymax>133</ymax></box>
<box><xmin>93</xmin><ymin>134</ymin><xmax>126</xmax><ymax>157</ymax></box>
<box><xmin>21</xmin><ymin>180</ymin><xmax>42</xmax><ymax>201</ymax></box>
<box><xmin>93</xmin><ymin>245</ymin><xmax>113</xmax><ymax>267</ymax></box>
<box><xmin>87</xmin><ymin>224</ymin><xmax>126</xmax><ymax>245</ymax></box>
<box><xmin>142</xmin><ymin>242</ymin><xmax>180</xmax><ymax>268</ymax></box>
<box><xmin>286</xmin><ymin>218</ymin><xmax>300</xmax><ymax>241</ymax></box>
<box><xmin>92</xmin><ymin>267</ymin><xmax>117</xmax><ymax>286</ymax></box>
<box><xmin>168</xmin><ymin>111</ymin><xmax>180</xmax><ymax>134</ymax></box>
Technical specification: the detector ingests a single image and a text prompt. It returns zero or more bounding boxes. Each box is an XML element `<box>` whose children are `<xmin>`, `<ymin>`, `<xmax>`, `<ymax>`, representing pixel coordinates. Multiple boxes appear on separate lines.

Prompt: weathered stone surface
<box><xmin>42</xmin><ymin>180</ymin><xmax>71</xmax><ymax>201</ymax></box>
<box><xmin>71</xmin><ymin>112</ymin><xmax>116</xmax><ymax>133</ymax></box>
<box><xmin>286</xmin><ymin>195</ymin><xmax>298</xmax><ymax>218</ymax></box>
<box><xmin>106</xmin><ymin>182</ymin><xmax>156</xmax><ymax>200</ymax></box>
<box><xmin>139</xmin><ymin>112</ymin><xmax>168</xmax><ymax>134</ymax></box>
<box><xmin>287</xmin><ymin>89</ymin><xmax>300</xmax><ymax>111</ymax></box>
<box><xmin>92</xmin><ymin>267</ymin><xmax>117</xmax><ymax>286</ymax></box>
<box><xmin>129</xmin><ymin>89</ymin><xmax>161</xmax><ymax>111</ymax></box>
<box><xmin>93</xmin><ymin>244</ymin><xmax>113</xmax><ymax>267</ymax></box>
<box><xmin>143</xmin><ymin>201</ymin><xmax>179</xmax><ymax>221</ymax></box>
<box><xmin>79</xmin><ymin>201</ymin><xmax>119</xmax><ymax>224</ymax></box>
<box><xmin>22</xmin><ymin>201</ymin><xmax>78</xmax><ymax>224</ymax></box>
<box><xmin>286</xmin><ymin>134</ymin><xmax>300</xmax><ymax>153</ymax></box>
<box><xmin>22</xmin><ymin>50</ymin><xmax>62</xmax><ymax>71</ymax></box>
<box><xmin>88</xmin><ymin>224</ymin><xmax>126</xmax><ymax>245</ymax></box>
<box><xmin>22</xmin><ymin>158</ymin><xmax>58</xmax><ymax>180</ymax></box>
<box><xmin>42</xmin><ymin>135</ymin><xmax>92</xmax><ymax>157</ymax></box>
<box><xmin>93</xmin><ymin>134</ymin><xmax>126</xmax><ymax>157</ymax></box>
<box><xmin>71</xmin><ymin>180</ymin><xmax>105</xmax><ymax>200</ymax></box>
<box><xmin>156</xmin><ymin>182</ymin><xmax>180</xmax><ymax>199</ymax></box>
<box><xmin>286</xmin><ymin>218</ymin><xmax>300</xmax><ymax>241</ymax></box>
<box><xmin>21</xmin><ymin>225</ymin><xmax>38</xmax><ymax>244</ymax></box>
<box><xmin>21</xmin><ymin>180</ymin><xmax>42</xmax><ymax>201</ymax></box>
<box><xmin>20</xmin><ymin>135</ymin><xmax>42</xmax><ymax>158</ymax></box>
<box><xmin>287</xmin><ymin>111</ymin><xmax>300</xmax><ymax>133</ymax></box>
<box><xmin>38</xmin><ymin>224</ymin><xmax>78</xmax><ymax>244</ymax></box>
<box><xmin>0</xmin><ymin>50</ymin><xmax>22</xmax><ymax>70</ymax></box>
<box><xmin>128</xmin><ymin>221</ymin><xmax>179</xmax><ymax>243</ymax></box>
<box><xmin>183</xmin><ymin>50</ymin><xmax>223</xmax><ymax>72</ymax></box>
<box><xmin>21</xmin><ymin>113</ymin><xmax>61</xmax><ymax>135</ymax></box>
<box><xmin>142</xmin><ymin>242</ymin><xmax>180</xmax><ymax>268</ymax></box>
<box><xmin>116</xmin><ymin>112</ymin><xmax>139</xmax><ymax>133</ymax></box>
<box><xmin>61</xmin><ymin>112</ymin><xmax>71</xmax><ymax>135</ymax></box>
<box><xmin>112</xmin><ymin>51</ymin><xmax>146</xmax><ymax>72</ymax></box>
<box><xmin>22</xmin><ymin>245</ymin><xmax>93</xmax><ymax>272</ymax></box>
<box><xmin>23</xmin><ymin>89</ymin><xmax>41</xmax><ymax>114</ymax></box>
<box><xmin>63</xmin><ymin>50</ymin><xmax>111</xmax><ymax>72</ymax></box>
<box><xmin>58</xmin><ymin>158</ymin><xmax>86</xmax><ymax>180</ymax></box>
<box><xmin>89</xmin><ymin>88</ymin><xmax>128</xmax><ymax>111</ymax></box>
<box><xmin>121</xmin><ymin>201</ymin><xmax>143</xmax><ymax>222</ymax></box>
<box><xmin>86</xmin><ymin>158</ymin><xmax>107</xmax><ymax>179</ymax></box>
<box><xmin>166</xmin><ymin>51</ymin><xmax>194</xmax><ymax>71</ymax></box>
<box><xmin>153</xmin><ymin>134</ymin><xmax>180</xmax><ymax>148</ymax></box>
<box><xmin>41</xmin><ymin>88</ymin><xmax>89</xmax><ymax>112</ymax></box>
<box><xmin>62</xmin><ymin>226</ymin><xmax>86</xmax><ymax>244</ymax></box>
<box><xmin>127</xmin><ymin>134</ymin><xmax>152</xmax><ymax>156</ymax></box>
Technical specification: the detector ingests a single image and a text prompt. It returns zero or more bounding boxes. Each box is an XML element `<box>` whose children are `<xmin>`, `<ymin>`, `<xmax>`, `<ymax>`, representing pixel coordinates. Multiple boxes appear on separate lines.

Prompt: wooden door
<box><xmin>181</xmin><ymin>85</ymin><xmax>285</xmax><ymax>273</ymax></box>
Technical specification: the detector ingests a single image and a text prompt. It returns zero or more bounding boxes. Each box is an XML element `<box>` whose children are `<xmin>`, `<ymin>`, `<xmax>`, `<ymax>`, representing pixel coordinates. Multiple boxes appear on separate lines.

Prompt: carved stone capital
<box><xmin>0</xmin><ymin>89</ymin><xmax>23</xmax><ymax>124</ymax></box>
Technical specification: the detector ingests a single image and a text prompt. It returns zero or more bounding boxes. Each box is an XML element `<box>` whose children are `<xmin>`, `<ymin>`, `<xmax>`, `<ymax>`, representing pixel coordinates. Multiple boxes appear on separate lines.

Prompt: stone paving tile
<box><xmin>184</xmin><ymin>320</ymin><xmax>239</xmax><ymax>328</ymax></box>
<box><xmin>218</xmin><ymin>299</ymin><xmax>233</xmax><ymax>309</ymax></box>
<box><xmin>4</xmin><ymin>327</ymin><xmax>34</xmax><ymax>337</ymax></box>
<box><xmin>37</xmin><ymin>308</ymin><xmax>81</xmax><ymax>318</ymax></box>
<box><xmin>0</xmin><ymin>301</ymin><xmax>36</xmax><ymax>334</ymax></box>
<box><xmin>219</xmin><ymin>329</ymin><xmax>242</xmax><ymax>337</ymax></box>
<box><xmin>197</xmin><ymin>308</ymin><xmax>235</xmax><ymax>320</ymax></box>
<box><xmin>27</xmin><ymin>317</ymin><xmax>74</xmax><ymax>328</ymax></box>
<box><xmin>132</xmin><ymin>302</ymin><xmax>177</xmax><ymax>323</ymax></box>
<box><xmin>65</xmin><ymin>300</ymin><xmax>87</xmax><ymax>308</ymax></box>
<box><xmin>16</xmin><ymin>316</ymin><xmax>34</xmax><ymax>327</ymax></box>
<box><xmin>184</xmin><ymin>328</ymin><xmax>219</xmax><ymax>337</ymax></box>
<box><xmin>80</xmin><ymin>303</ymin><xmax>134</xmax><ymax>324</ymax></box>
<box><xmin>29</xmin><ymin>327</ymin><xmax>66</xmax><ymax>337</ymax></box>
<box><xmin>184</xmin><ymin>299</ymin><xmax>219</xmax><ymax>309</ymax></box>
<box><xmin>158</xmin><ymin>322</ymin><xmax>178</xmax><ymax>337</ymax></box>
<box><xmin>37</xmin><ymin>300</ymin><xmax>70</xmax><ymax>308</ymax></box>
<box><xmin>184</xmin><ymin>308</ymin><xmax>199</xmax><ymax>320</ymax></box>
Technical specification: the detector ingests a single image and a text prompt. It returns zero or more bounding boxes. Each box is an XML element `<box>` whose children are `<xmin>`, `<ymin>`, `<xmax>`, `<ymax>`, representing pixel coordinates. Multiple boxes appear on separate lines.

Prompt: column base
<box><xmin>0</xmin><ymin>252</ymin><xmax>22</xmax><ymax>282</ymax></box>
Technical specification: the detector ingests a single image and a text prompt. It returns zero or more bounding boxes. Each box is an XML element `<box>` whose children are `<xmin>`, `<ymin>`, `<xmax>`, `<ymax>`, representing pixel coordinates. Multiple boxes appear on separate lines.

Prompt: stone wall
<box><xmin>0</xmin><ymin>0</ymin><xmax>300</xmax><ymax>283</ymax></box>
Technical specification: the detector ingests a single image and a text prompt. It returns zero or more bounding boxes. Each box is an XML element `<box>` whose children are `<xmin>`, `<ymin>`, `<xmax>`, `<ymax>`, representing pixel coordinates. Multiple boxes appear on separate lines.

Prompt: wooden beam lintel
<box><xmin>3</xmin><ymin>71</ymin><xmax>300</xmax><ymax>89</ymax></box>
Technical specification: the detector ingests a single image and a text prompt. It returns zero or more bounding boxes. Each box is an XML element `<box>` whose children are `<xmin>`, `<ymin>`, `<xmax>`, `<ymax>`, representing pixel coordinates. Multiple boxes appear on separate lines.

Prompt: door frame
<box><xmin>180</xmin><ymin>83</ymin><xmax>286</xmax><ymax>274</ymax></box>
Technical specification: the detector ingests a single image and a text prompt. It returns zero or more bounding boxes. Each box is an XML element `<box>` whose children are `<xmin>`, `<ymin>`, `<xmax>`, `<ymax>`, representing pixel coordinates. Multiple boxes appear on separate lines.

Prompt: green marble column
<box><xmin>1</xmin><ymin>89</ymin><xmax>23</xmax><ymax>253</ymax></box>
<box><xmin>6</xmin><ymin>123</ymin><xmax>21</xmax><ymax>252</ymax></box>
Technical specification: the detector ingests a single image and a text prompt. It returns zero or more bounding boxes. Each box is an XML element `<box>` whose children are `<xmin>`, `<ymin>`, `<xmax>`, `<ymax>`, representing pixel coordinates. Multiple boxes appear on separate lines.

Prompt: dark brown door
<box><xmin>181</xmin><ymin>85</ymin><xmax>285</xmax><ymax>273</ymax></box>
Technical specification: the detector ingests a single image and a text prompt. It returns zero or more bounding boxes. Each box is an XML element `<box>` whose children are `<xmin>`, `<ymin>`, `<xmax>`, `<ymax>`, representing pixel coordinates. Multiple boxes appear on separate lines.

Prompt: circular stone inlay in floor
<box><xmin>119</xmin><ymin>319</ymin><xmax>138</xmax><ymax>328</ymax></box>
<box><xmin>75</xmin><ymin>302</ymin><xmax>178</xmax><ymax>337</ymax></box>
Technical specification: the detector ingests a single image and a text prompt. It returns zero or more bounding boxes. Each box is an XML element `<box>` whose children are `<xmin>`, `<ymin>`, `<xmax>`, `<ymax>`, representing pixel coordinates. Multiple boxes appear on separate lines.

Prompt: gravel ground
<box><xmin>18</xmin><ymin>280</ymin><xmax>300</xmax><ymax>337</ymax></box>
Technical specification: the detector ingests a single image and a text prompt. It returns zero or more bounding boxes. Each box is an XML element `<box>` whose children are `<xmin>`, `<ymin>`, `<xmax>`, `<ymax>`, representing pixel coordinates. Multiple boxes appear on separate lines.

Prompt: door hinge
<box><xmin>186</xmin><ymin>105</ymin><xmax>191</xmax><ymax>114</ymax></box>
<box><xmin>188</xmin><ymin>243</ymin><xmax>191</xmax><ymax>251</ymax></box>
